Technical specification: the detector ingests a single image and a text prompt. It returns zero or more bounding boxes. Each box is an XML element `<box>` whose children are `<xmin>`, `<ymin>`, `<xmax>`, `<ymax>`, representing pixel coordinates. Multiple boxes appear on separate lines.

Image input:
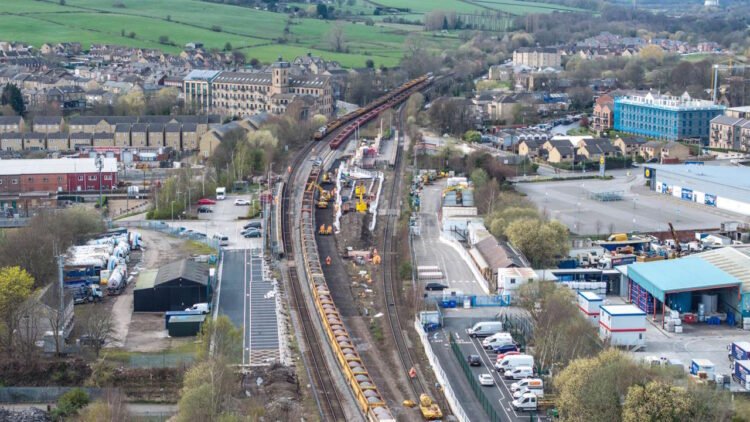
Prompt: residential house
<box><xmin>518</xmin><ymin>139</ymin><xmax>543</xmax><ymax>157</ymax></box>
<box><xmin>23</xmin><ymin>132</ymin><xmax>46</xmax><ymax>151</ymax></box>
<box><xmin>709</xmin><ymin>108</ymin><xmax>750</xmax><ymax>151</ymax></box>
<box><xmin>114</xmin><ymin>124</ymin><xmax>131</xmax><ymax>147</ymax></box>
<box><xmin>165</xmin><ymin>123</ymin><xmax>182</xmax><ymax>150</ymax></box>
<box><xmin>68</xmin><ymin>116</ymin><xmax>110</xmax><ymax>133</ymax></box>
<box><xmin>46</xmin><ymin>132</ymin><xmax>69</xmax><ymax>151</ymax></box>
<box><xmin>591</xmin><ymin>94</ymin><xmax>614</xmax><ymax>134</ymax></box>
<box><xmin>486</xmin><ymin>95</ymin><xmax>517</xmax><ymax>123</ymax></box>
<box><xmin>0</xmin><ymin>132</ymin><xmax>23</xmax><ymax>151</ymax></box>
<box><xmin>93</xmin><ymin>132</ymin><xmax>114</xmax><ymax>147</ymax></box>
<box><xmin>46</xmin><ymin>86</ymin><xmax>86</xmax><ymax>110</ymax></box>
<box><xmin>576</xmin><ymin>138</ymin><xmax>619</xmax><ymax>160</ymax></box>
<box><xmin>32</xmin><ymin>116</ymin><xmax>64</xmax><ymax>134</ymax></box>
<box><xmin>0</xmin><ymin>116</ymin><xmax>25</xmax><ymax>133</ymax></box>
<box><xmin>541</xmin><ymin>139</ymin><xmax>576</xmax><ymax>163</ymax></box>
<box><xmin>69</xmin><ymin>132</ymin><xmax>92</xmax><ymax>149</ymax></box>
<box><xmin>148</xmin><ymin>124</ymin><xmax>165</xmax><ymax>147</ymax></box>
<box><xmin>661</xmin><ymin>141</ymin><xmax>691</xmax><ymax>161</ymax></box>
<box><xmin>181</xmin><ymin>123</ymin><xmax>199</xmax><ymax>150</ymax></box>
<box><xmin>640</xmin><ymin>141</ymin><xmax>664</xmax><ymax>161</ymax></box>
<box><xmin>130</xmin><ymin>124</ymin><xmax>148</xmax><ymax>147</ymax></box>
<box><xmin>613</xmin><ymin>137</ymin><xmax>646</xmax><ymax>156</ymax></box>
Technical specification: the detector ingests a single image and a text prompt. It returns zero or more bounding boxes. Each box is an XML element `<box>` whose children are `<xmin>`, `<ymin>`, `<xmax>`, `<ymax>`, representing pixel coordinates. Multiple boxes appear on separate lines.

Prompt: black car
<box><xmin>243</xmin><ymin>229</ymin><xmax>261</xmax><ymax>238</ymax></box>
<box><xmin>197</xmin><ymin>206</ymin><xmax>213</xmax><ymax>213</ymax></box>
<box><xmin>468</xmin><ymin>354</ymin><xmax>482</xmax><ymax>367</ymax></box>
<box><xmin>243</xmin><ymin>221</ymin><xmax>262</xmax><ymax>230</ymax></box>
<box><xmin>425</xmin><ymin>282</ymin><xmax>448</xmax><ymax>291</ymax></box>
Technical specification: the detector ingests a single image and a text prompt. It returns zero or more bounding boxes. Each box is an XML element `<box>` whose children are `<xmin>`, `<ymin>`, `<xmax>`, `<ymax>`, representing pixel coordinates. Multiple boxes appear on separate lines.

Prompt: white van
<box><xmin>511</xmin><ymin>378</ymin><xmax>543</xmax><ymax>392</ymax></box>
<box><xmin>468</xmin><ymin>321</ymin><xmax>503</xmax><ymax>338</ymax></box>
<box><xmin>483</xmin><ymin>335</ymin><xmax>514</xmax><ymax>350</ymax></box>
<box><xmin>185</xmin><ymin>303</ymin><xmax>210</xmax><ymax>314</ymax></box>
<box><xmin>504</xmin><ymin>366</ymin><xmax>534</xmax><ymax>380</ymax></box>
<box><xmin>495</xmin><ymin>354</ymin><xmax>534</xmax><ymax>372</ymax></box>
<box><xmin>213</xmin><ymin>233</ymin><xmax>229</xmax><ymax>246</ymax></box>
<box><xmin>512</xmin><ymin>380</ymin><xmax>544</xmax><ymax>399</ymax></box>
<box><xmin>482</xmin><ymin>332</ymin><xmax>513</xmax><ymax>349</ymax></box>
<box><xmin>512</xmin><ymin>392</ymin><xmax>538</xmax><ymax>411</ymax></box>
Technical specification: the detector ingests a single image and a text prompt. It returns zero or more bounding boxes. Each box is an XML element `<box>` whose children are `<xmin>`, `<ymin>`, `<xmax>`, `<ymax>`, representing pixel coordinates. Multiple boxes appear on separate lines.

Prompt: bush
<box><xmin>398</xmin><ymin>261</ymin><xmax>412</xmax><ymax>280</ymax></box>
<box><xmin>52</xmin><ymin>388</ymin><xmax>89</xmax><ymax>418</ymax></box>
<box><xmin>211</xmin><ymin>25</ymin><xmax>222</xmax><ymax>32</ymax></box>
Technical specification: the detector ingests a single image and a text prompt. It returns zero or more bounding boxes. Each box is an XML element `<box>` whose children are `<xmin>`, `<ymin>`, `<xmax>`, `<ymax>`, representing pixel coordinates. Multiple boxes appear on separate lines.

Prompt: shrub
<box><xmin>52</xmin><ymin>388</ymin><xmax>89</xmax><ymax>418</ymax></box>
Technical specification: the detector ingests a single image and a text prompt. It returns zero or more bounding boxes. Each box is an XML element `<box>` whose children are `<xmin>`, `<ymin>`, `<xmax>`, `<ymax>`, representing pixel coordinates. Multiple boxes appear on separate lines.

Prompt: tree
<box><xmin>639</xmin><ymin>45</ymin><xmax>665</xmax><ymax>64</ymax></box>
<box><xmin>316</xmin><ymin>3</ymin><xmax>329</xmax><ymax>19</ymax></box>
<box><xmin>463</xmin><ymin>130</ymin><xmax>482</xmax><ymax>143</ymax></box>
<box><xmin>158</xmin><ymin>35</ymin><xmax>170</xmax><ymax>45</ymax></box>
<box><xmin>146</xmin><ymin>87</ymin><xmax>179</xmax><ymax>115</ymax></box>
<box><xmin>326</xmin><ymin>23</ymin><xmax>346</xmax><ymax>52</ymax></box>
<box><xmin>470</xmin><ymin>168</ymin><xmax>489</xmax><ymax>188</ymax></box>
<box><xmin>223</xmin><ymin>42</ymin><xmax>232</xmax><ymax>52</ymax></box>
<box><xmin>176</xmin><ymin>358</ymin><xmax>235</xmax><ymax>422</ymax></box>
<box><xmin>1</xmin><ymin>83</ymin><xmax>24</xmax><ymax>115</ymax></box>
<box><xmin>428</xmin><ymin>97</ymin><xmax>476</xmax><ymax>136</ymax></box>
<box><xmin>0</xmin><ymin>267</ymin><xmax>34</xmax><ymax>358</ymax></box>
<box><xmin>79</xmin><ymin>305</ymin><xmax>118</xmax><ymax>357</ymax></box>
<box><xmin>78</xmin><ymin>390</ymin><xmax>129</xmax><ymax>422</ymax></box>
<box><xmin>623</xmin><ymin>381</ymin><xmax>695</xmax><ymax>422</ymax></box>
<box><xmin>197</xmin><ymin>315</ymin><xmax>242</xmax><ymax>362</ymax></box>
<box><xmin>52</xmin><ymin>388</ymin><xmax>89</xmax><ymax>419</ymax></box>
<box><xmin>365</xmin><ymin>59</ymin><xmax>374</xmax><ymax>68</ymax></box>
<box><xmin>505</xmin><ymin>218</ymin><xmax>569</xmax><ymax>267</ymax></box>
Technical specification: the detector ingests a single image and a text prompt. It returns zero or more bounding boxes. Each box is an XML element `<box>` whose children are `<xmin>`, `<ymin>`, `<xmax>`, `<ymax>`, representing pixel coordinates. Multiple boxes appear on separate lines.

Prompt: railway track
<box><xmin>381</xmin><ymin>105</ymin><xmax>427</xmax><ymax>400</ymax></box>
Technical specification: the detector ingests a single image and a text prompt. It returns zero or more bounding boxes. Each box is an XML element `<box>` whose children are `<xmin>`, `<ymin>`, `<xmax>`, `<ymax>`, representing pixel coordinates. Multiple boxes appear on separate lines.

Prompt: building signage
<box><xmin>705</xmin><ymin>193</ymin><xmax>717</xmax><ymax>207</ymax></box>
<box><xmin>681</xmin><ymin>188</ymin><xmax>693</xmax><ymax>201</ymax></box>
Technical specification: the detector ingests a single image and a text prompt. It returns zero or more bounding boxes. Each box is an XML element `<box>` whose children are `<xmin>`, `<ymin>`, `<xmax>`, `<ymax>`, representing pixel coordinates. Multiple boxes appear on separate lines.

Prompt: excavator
<box><xmin>307</xmin><ymin>182</ymin><xmax>334</xmax><ymax>208</ymax></box>
<box><xmin>355</xmin><ymin>183</ymin><xmax>368</xmax><ymax>213</ymax></box>
<box><xmin>318</xmin><ymin>224</ymin><xmax>333</xmax><ymax>235</ymax></box>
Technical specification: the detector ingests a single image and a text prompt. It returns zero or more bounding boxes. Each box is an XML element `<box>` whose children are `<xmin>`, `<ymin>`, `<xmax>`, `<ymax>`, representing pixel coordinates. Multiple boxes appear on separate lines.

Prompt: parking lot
<box><xmin>515</xmin><ymin>170</ymin><xmax>744</xmax><ymax>234</ymax></box>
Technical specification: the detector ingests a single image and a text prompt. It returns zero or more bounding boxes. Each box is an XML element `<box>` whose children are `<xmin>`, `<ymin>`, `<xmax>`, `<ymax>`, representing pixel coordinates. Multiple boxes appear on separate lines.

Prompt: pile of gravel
<box><xmin>0</xmin><ymin>407</ymin><xmax>50</xmax><ymax>422</ymax></box>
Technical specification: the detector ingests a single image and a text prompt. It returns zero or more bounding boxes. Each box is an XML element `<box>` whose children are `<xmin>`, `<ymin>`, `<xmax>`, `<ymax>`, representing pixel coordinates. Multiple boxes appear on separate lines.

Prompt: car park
<box><xmin>468</xmin><ymin>354</ymin><xmax>482</xmax><ymax>366</ymax></box>
<box><xmin>492</xmin><ymin>343</ymin><xmax>519</xmax><ymax>354</ymax></box>
<box><xmin>424</xmin><ymin>282</ymin><xmax>448</xmax><ymax>291</ymax></box>
<box><xmin>234</xmin><ymin>199</ymin><xmax>251</xmax><ymax>206</ymax></box>
<box><xmin>478</xmin><ymin>373</ymin><xmax>494</xmax><ymax>386</ymax></box>
<box><xmin>504</xmin><ymin>366</ymin><xmax>534</xmax><ymax>380</ymax></box>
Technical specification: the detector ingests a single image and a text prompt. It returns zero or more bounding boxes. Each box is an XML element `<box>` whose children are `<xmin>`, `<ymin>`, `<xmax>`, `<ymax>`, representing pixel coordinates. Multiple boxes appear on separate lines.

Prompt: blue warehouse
<box><xmin>614</xmin><ymin>92</ymin><xmax>724</xmax><ymax>141</ymax></box>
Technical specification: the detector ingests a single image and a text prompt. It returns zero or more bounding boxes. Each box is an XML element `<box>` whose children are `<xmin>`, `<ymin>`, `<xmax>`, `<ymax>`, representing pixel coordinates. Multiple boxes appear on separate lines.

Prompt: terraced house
<box><xmin>183</xmin><ymin>58</ymin><xmax>334</xmax><ymax>119</ymax></box>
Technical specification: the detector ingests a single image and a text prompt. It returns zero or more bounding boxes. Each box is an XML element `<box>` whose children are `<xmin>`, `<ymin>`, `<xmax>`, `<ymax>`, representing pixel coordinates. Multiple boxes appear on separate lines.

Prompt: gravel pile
<box><xmin>0</xmin><ymin>408</ymin><xmax>50</xmax><ymax>422</ymax></box>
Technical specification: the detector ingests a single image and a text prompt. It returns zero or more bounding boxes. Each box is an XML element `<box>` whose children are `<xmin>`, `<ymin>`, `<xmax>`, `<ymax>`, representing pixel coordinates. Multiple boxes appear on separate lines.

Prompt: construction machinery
<box><xmin>419</xmin><ymin>394</ymin><xmax>443</xmax><ymax>420</ymax></box>
<box><xmin>668</xmin><ymin>222</ymin><xmax>682</xmax><ymax>254</ymax></box>
<box><xmin>321</xmin><ymin>172</ymin><xmax>334</xmax><ymax>185</ymax></box>
<box><xmin>355</xmin><ymin>183</ymin><xmax>368</xmax><ymax>213</ymax></box>
<box><xmin>318</xmin><ymin>224</ymin><xmax>333</xmax><ymax>235</ymax></box>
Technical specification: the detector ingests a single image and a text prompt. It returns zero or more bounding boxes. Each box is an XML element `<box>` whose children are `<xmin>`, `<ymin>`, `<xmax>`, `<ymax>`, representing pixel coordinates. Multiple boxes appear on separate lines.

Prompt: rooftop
<box><xmin>0</xmin><ymin>157</ymin><xmax>117</xmax><ymax>175</ymax></box>
<box><xmin>627</xmin><ymin>257</ymin><xmax>742</xmax><ymax>302</ymax></box>
<box><xmin>600</xmin><ymin>304</ymin><xmax>646</xmax><ymax>316</ymax></box>
<box><xmin>644</xmin><ymin>164</ymin><xmax>750</xmax><ymax>199</ymax></box>
<box><xmin>154</xmin><ymin>259</ymin><xmax>208</xmax><ymax>286</ymax></box>
<box><xmin>578</xmin><ymin>291</ymin><xmax>602</xmax><ymax>301</ymax></box>
<box><xmin>615</xmin><ymin>92</ymin><xmax>725</xmax><ymax>112</ymax></box>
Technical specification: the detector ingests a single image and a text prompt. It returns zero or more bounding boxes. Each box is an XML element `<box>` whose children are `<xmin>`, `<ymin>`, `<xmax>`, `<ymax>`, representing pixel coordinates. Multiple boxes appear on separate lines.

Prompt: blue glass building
<box><xmin>614</xmin><ymin>92</ymin><xmax>725</xmax><ymax>141</ymax></box>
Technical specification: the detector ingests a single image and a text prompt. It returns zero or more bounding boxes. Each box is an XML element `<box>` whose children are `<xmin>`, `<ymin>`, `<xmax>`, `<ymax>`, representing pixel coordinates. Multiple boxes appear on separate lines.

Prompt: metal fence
<box><xmin>115</xmin><ymin>220</ymin><xmax>221</xmax><ymax>250</ymax></box>
<box><xmin>427</xmin><ymin>294</ymin><xmax>511</xmax><ymax>309</ymax></box>
<box><xmin>0</xmin><ymin>387</ymin><xmax>109</xmax><ymax>404</ymax></box>
<box><xmin>449</xmin><ymin>332</ymin><xmax>504</xmax><ymax>422</ymax></box>
<box><xmin>126</xmin><ymin>352</ymin><xmax>195</xmax><ymax>368</ymax></box>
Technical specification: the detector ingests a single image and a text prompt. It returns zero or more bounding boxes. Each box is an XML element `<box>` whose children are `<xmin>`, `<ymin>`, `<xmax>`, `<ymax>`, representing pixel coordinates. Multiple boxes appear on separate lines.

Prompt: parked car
<box><xmin>79</xmin><ymin>335</ymin><xmax>105</xmax><ymax>346</ymax></box>
<box><xmin>424</xmin><ymin>282</ymin><xmax>448</xmax><ymax>291</ymax></box>
<box><xmin>478</xmin><ymin>373</ymin><xmax>495</xmax><ymax>386</ymax></box>
<box><xmin>468</xmin><ymin>355</ymin><xmax>482</xmax><ymax>367</ymax></box>
<box><xmin>185</xmin><ymin>303</ymin><xmax>210</xmax><ymax>314</ymax></box>
<box><xmin>234</xmin><ymin>199</ymin><xmax>251</xmax><ymax>206</ymax></box>
<box><xmin>496</xmin><ymin>350</ymin><xmax>521</xmax><ymax>361</ymax></box>
<box><xmin>197</xmin><ymin>198</ymin><xmax>216</xmax><ymax>205</ymax></box>
<box><xmin>243</xmin><ymin>229</ymin><xmax>261</xmax><ymax>238</ymax></box>
<box><xmin>243</xmin><ymin>221</ymin><xmax>262</xmax><ymax>230</ymax></box>
<box><xmin>197</xmin><ymin>206</ymin><xmax>213</xmax><ymax>213</ymax></box>
<box><xmin>492</xmin><ymin>343</ymin><xmax>519</xmax><ymax>354</ymax></box>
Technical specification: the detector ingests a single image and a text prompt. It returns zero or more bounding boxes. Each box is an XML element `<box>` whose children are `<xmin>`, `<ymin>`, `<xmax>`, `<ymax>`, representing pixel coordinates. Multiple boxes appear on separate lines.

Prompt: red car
<box><xmin>496</xmin><ymin>351</ymin><xmax>521</xmax><ymax>362</ymax></box>
<box><xmin>197</xmin><ymin>198</ymin><xmax>216</xmax><ymax>205</ymax></box>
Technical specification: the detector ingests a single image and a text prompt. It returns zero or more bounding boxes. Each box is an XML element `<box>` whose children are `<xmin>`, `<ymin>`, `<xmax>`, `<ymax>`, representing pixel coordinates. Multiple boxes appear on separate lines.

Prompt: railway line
<box><xmin>278</xmin><ymin>75</ymin><xmax>436</xmax><ymax>422</ymax></box>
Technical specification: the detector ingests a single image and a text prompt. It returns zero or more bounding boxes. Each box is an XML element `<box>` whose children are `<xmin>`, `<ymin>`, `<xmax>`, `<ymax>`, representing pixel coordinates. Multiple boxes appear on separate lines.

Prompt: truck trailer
<box><xmin>730</xmin><ymin>341</ymin><xmax>750</xmax><ymax>361</ymax></box>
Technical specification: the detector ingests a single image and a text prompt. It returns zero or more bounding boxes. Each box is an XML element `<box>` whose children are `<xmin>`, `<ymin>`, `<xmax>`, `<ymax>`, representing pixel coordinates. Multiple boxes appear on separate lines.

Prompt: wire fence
<box><xmin>0</xmin><ymin>387</ymin><xmax>109</xmax><ymax>404</ymax></box>
<box><xmin>448</xmin><ymin>332</ymin><xmax>503</xmax><ymax>422</ymax></box>
<box><xmin>115</xmin><ymin>220</ymin><xmax>221</xmax><ymax>251</ymax></box>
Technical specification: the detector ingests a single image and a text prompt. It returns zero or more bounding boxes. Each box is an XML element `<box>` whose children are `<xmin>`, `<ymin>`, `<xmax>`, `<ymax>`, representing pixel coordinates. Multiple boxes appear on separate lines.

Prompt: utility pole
<box><xmin>95</xmin><ymin>154</ymin><xmax>104</xmax><ymax>213</ymax></box>
<box><xmin>57</xmin><ymin>254</ymin><xmax>64</xmax><ymax>352</ymax></box>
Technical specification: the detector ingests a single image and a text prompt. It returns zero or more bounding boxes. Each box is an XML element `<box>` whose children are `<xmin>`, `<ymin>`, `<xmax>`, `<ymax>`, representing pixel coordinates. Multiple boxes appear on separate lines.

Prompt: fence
<box><xmin>0</xmin><ymin>387</ymin><xmax>109</xmax><ymax>404</ymax></box>
<box><xmin>449</xmin><ymin>332</ymin><xmax>504</xmax><ymax>422</ymax></box>
<box><xmin>413</xmin><ymin>319</ymin><xmax>469</xmax><ymax>422</ymax></box>
<box><xmin>115</xmin><ymin>220</ymin><xmax>221</xmax><ymax>251</ymax></box>
<box><xmin>427</xmin><ymin>294</ymin><xmax>511</xmax><ymax>309</ymax></box>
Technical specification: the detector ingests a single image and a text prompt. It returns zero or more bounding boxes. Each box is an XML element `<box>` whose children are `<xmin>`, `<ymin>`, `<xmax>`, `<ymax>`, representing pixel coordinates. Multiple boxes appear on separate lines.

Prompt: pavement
<box><xmin>514</xmin><ymin>169</ymin><xmax>746</xmax><ymax>234</ymax></box>
<box><xmin>413</xmin><ymin>182</ymin><xmax>486</xmax><ymax>296</ymax></box>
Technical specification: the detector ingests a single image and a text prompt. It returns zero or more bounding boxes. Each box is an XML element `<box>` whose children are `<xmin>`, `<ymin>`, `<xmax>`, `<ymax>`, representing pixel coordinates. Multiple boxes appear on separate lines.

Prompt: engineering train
<box><xmin>314</xmin><ymin>73</ymin><xmax>434</xmax><ymax>146</ymax></box>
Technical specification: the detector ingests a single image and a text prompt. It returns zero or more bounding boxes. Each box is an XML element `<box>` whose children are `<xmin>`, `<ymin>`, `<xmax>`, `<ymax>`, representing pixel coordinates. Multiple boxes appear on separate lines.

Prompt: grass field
<box><xmin>374</xmin><ymin>0</ymin><xmax>585</xmax><ymax>14</ymax></box>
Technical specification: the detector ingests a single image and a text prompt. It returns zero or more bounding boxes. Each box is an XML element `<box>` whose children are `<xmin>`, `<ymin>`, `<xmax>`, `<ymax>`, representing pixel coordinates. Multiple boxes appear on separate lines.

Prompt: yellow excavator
<box><xmin>355</xmin><ymin>183</ymin><xmax>368</xmax><ymax>213</ymax></box>
<box><xmin>307</xmin><ymin>182</ymin><xmax>334</xmax><ymax>208</ymax></box>
<box><xmin>318</xmin><ymin>224</ymin><xmax>333</xmax><ymax>235</ymax></box>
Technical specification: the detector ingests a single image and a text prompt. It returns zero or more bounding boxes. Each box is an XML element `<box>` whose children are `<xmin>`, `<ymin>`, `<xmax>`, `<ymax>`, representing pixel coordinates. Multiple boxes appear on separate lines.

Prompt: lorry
<box><xmin>73</xmin><ymin>285</ymin><xmax>103</xmax><ymax>304</ymax></box>
<box><xmin>216</xmin><ymin>187</ymin><xmax>226</xmax><ymax>200</ymax></box>
<box><xmin>729</xmin><ymin>341</ymin><xmax>750</xmax><ymax>362</ymax></box>
<box><xmin>733</xmin><ymin>360</ymin><xmax>750</xmax><ymax>388</ymax></box>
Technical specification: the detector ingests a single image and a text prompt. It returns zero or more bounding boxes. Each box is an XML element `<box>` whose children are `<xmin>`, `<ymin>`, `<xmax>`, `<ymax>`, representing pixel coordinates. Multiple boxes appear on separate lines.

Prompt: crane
<box><xmin>668</xmin><ymin>222</ymin><xmax>682</xmax><ymax>255</ymax></box>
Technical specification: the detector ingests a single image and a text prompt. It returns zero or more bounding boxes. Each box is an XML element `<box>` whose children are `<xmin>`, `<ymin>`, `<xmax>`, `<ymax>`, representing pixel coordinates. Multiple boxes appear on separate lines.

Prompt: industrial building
<box><xmin>643</xmin><ymin>164</ymin><xmax>750</xmax><ymax>216</ymax></box>
<box><xmin>134</xmin><ymin>259</ymin><xmax>211</xmax><ymax>312</ymax></box>
<box><xmin>577</xmin><ymin>291</ymin><xmax>603</xmax><ymax>325</ymax></box>
<box><xmin>614</xmin><ymin>92</ymin><xmax>725</xmax><ymax>141</ymax></box>
<box><xmin>0</xmin><ymin>157</ymin><xmax>118</xmax><ymax>194</ymax></box>
<box><xmin>599</xmin><ymin>304</ymin><xmax>646</xmax><ymax>347</ymax></box>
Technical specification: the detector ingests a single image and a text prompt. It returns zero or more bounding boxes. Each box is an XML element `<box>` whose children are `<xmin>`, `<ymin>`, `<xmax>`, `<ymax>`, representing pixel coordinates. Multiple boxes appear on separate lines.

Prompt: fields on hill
<box><xmin>0</xmin><ymin>0</ymin><xmax>583</xmax><ymax>67</ymax></box>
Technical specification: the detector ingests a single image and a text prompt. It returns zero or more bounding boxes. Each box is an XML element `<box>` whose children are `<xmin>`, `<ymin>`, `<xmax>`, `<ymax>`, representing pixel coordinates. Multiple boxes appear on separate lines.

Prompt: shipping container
<box><xmin>167</xmin><ymin>314</ymin><xmax>206</xmax><ymax>337</ymax></box>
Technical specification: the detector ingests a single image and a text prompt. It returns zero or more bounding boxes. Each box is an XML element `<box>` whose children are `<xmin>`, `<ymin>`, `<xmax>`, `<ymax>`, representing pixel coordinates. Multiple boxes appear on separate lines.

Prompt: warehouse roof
<box><xmin>135</xmin><ymin>269</ymin><xmax>158</xmax><ymax>290</ymax></box>
<box><xmin>645</xmin><ymin>164</ymin><xmax>750</xmax><ymax>200</ymax></box>
<box><xmin>690</xmin><ymin>246</ymin><xmax>750</xmax><ymax>292</ymax></box>
<box><xmin>627</xmin><ymin>257</ymin><xmax>742</xmax><ymax>302</ymax></box>
<box><xmin>154</xmin><ymin>259</ymin><xmax>208</xmax><ymax>286</ymax></box>
<box><xmin>0</xmin><ymin>157</ymin><xmax>117</xmax><ymax>175</ymax></box>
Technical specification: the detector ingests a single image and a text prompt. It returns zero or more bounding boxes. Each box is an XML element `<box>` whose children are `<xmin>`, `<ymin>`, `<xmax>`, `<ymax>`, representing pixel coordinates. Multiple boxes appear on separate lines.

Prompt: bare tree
<box><xmin>326</xmin><ymin>23</ymin><xmax>346</xmax><ymax>53</ymax></box>
<box><xmin>16</xmin><ymin>302</ymin><xmax>42</xmax><ymax>363</ymax></box>
<box><xmin>79</xmin><ymin>305</ymin><xmax>118</xmax><ymax>357</ymax></box>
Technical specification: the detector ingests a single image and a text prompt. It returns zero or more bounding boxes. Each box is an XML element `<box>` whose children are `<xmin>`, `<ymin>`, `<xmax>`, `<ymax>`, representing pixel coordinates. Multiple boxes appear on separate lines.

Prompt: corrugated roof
<box><xmin>627</xmin><ymin>257</ymin><xmax>742</xmax><ymax>302</ymax></box>
<box><xmin>0</xmin><ymin>157</ymin><xmax>117</xmax><ymax>175</ymax></box>
<box><xmin>135</xmin><ymin>269</ymin><xmax>158</xmax><ymax>290</ymax></box>
<box><xmin>155</xmin><ymin>259</ymin><xmax>208</xmax><ymax>286</ymax></box>
<box><xmin>691</xmin><ymin>246</ymin><xmax>750</xmax><ymax>292</ymax></box>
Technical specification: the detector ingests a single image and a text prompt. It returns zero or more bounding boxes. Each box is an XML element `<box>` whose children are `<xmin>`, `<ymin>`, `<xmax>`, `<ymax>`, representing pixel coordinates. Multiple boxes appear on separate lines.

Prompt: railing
<box><xmin>449</xmin><ymin>332</ymin><xmax>503</xmax><ymax>422</ymax></box>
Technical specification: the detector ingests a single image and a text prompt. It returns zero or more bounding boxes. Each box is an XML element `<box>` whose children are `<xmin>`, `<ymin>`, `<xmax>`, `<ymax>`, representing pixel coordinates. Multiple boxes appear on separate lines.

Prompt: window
<box><xmin>78</xmin><ymin>175</ymin><xmax>84</xmax><ymax>181</ymax></box>
<box><xmin>27</xmin><ymin>177</ymin><xmax>33</xmax><ymax>183</ymax></box>
<box><xmin>88</xmin><ymin>175</ymin><xmax>97</xmax><ymax>181</ymax></box>
<box><xmin>0</xmin><ymin>179</ymin><xmax>3</xmax><ymax>185</ymax></box>
<box><xmin>11</xmin><ymin>179</ymin><xmax>18</xmax><ymax>185</ymax></box>
<box><xmin>103</xmin><ymin>175</ymin><xmax>112</xmax><ymax>181</ymax></box>
<box><xmin>42</xmin><ymin>177</ymin><xmax>48</xmax><ymax>183</ymax></box>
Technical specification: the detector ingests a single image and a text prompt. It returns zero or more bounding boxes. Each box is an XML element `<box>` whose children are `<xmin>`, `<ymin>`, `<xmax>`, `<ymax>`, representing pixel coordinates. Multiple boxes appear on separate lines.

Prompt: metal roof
<box><xmin>0</xmin><ymin>157</ymin><xmax>117</xmax><ymax>175</ymax></box>
<box><xmin>646</xmin><ymin>164</ymin><xmax>750</xmax><ymax>201</ymax></box>
<box><xmin>627</xmin><ymin>257</ymin><xmax>742</xmax><ymax>302</ymax></box>
<box><xmin>135</xmin><ymin>269</ymin><xmax>158</xmax><ymax>290</ymax></box>
<box><xmin>154</xmin><ymin>259</ymin><xmax>209</xmax><ymax>287</ymax></box>
<box><xmin>690</xmin><ymin>246</ymin><xmax>750</xmax><ymax>292</ymax></box>
<box><xmin>601</xmin><ymin>304</ymin><xmax>646</xmax><ymax>316</ymax></box>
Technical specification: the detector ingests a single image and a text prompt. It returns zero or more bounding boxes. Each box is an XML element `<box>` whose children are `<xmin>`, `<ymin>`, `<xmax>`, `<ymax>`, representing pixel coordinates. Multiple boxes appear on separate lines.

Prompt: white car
<box><xmin>234</xmin><ymin>199</ymin><xmax>251</xmax><ymax>206</ymax></box>
<box><xmin>478</xmin><ymin>373</ymin><xmax>494</xmax><ymax>386</ymax></box>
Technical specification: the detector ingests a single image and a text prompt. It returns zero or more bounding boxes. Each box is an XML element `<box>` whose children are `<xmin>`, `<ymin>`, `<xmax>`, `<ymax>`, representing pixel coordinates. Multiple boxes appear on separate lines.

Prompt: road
<box><xmin>413</xmin><ymin>182</ymin><xmax>486</xmax><ymax>296</ymax></box>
